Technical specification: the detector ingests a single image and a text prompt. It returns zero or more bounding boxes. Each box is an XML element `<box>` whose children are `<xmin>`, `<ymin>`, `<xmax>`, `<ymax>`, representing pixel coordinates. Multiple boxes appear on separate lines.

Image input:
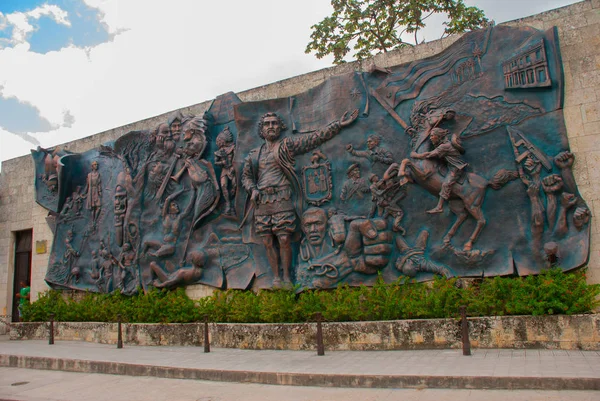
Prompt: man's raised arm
<box><xmin>287</xmin><ymin>109</ymin><xmax>359</xmax><ymax>156</ymax></box>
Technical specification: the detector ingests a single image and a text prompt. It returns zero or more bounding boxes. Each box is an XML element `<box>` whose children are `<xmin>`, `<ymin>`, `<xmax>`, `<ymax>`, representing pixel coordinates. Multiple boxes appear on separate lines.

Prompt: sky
<box><xmin>0</xmin><ymin>0</ymin><xmax>582</xmax><ymax>164</ymax></box>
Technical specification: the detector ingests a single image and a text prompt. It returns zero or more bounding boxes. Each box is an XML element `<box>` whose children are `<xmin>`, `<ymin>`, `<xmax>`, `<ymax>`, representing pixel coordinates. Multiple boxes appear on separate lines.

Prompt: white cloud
<box><xmin>1</xmin><ymin>4</ymin><xmax>71</xmax><ymax>48</ymax></box>
<box><xmin>4</xmin><ymin>11</ymin><xmax>33</xmax><ymax>45</ymax></box>
<box><xmin>82</xmin><ymin>0</ymin><xmax>120</xmax><ymax>32</ymax></box>
<box><xmin>0</xmin><ymin>0</ymin><xmax>337</xmax><ymax>163</ymax></box>
<box><xmin>27</xmin><ymin>4</ymin><xmax>70</xmax><ymax>26</ymax></box>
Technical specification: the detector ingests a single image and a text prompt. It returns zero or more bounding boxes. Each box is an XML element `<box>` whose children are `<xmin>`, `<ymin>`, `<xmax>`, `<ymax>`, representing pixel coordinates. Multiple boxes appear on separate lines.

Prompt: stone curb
<box><xmin>1</xmin><ymin>354</ymin><xmax>599</xmax><ymax>390</ymax></box>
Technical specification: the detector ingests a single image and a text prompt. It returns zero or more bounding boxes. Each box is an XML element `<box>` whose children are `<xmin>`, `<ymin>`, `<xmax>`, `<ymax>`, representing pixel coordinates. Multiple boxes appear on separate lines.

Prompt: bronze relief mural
<box><xmin>33</xmin><ymin>25</ymin><xmax>591</xmax><ymax>293</ymax></box>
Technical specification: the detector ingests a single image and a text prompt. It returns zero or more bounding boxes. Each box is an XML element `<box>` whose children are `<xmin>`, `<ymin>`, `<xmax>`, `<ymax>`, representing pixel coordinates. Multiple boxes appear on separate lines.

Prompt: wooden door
<box><xmin>12</xmin><ymin>230</ymin><xmax>32</xmax><ymax>322</ymax></box>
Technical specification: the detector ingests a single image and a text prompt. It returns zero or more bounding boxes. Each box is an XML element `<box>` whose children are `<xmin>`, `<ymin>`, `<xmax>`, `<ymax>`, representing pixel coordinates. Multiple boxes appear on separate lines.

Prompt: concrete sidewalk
<box><xmin>1</xmin><ymin>337</ymin><xmax>599</xmax><ymax>390</ymax></box>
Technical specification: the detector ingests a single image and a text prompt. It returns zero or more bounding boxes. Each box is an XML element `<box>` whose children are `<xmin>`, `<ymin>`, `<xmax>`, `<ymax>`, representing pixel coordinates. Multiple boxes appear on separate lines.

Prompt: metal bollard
<box><xmin>117</xmin><ymin>314</ymin><xmax>123</xmax><ymax>349</ymax></box>
<box><xmin>460</xmin><ymin>305</ymin><xmax>471</xmax><ymax>356</ymax></box>
<box><xmin>204</xmin><ymin>315</ymin><xmax>210</xmax><ymax>353</ymax></box>
<box><xmin>48</xmin><ymin>313</ymin><xmax>55</xmax><ymax>345</ymax></box>
<box><xmin>315</xmin><ymin>312</ymin><xmax>324</xmax><ymax>356</ymax></box>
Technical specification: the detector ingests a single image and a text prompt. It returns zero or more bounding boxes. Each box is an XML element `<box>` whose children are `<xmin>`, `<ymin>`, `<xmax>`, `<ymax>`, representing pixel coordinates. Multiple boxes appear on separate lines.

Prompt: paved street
<box><xmin>1</xmin><ymin>339</ymin><xmax>599</xmax><ymax>379</ymax></box>
<box><xmin>1</xmin><ymin>367</ymin><xmax>599</xmax><ymax>401</ymax></box>
<box><xmin>1</xmin><ymin>337</ymin><xmax>600</xmax><ymax>394</ymax></box>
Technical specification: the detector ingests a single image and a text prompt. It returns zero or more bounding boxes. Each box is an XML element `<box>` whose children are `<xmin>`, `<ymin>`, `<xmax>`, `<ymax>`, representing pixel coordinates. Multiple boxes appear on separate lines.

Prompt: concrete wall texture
<box><xmin>9</xmin><ymin>314</ymin><xmax>600</xmax><ymax>351</ymax></box>
<box><xmin>1</xmin><ymin>0</ymin><xmax>599</xmax><ymax>325</ymax></box>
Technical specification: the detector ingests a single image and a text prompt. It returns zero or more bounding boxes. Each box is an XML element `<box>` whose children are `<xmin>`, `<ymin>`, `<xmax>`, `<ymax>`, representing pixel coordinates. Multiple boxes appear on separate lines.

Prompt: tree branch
<box><xmin>305</xmin><ymin>0</ymin><xmax>488</xmax><ymax>64</ymax></box>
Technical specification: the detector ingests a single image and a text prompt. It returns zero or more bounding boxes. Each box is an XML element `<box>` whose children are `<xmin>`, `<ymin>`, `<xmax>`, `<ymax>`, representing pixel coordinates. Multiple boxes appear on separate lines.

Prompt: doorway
<box><xmin>12</xmin><ymin>230</ymin><xmax>32</xmax><ymax>322</ymax></box>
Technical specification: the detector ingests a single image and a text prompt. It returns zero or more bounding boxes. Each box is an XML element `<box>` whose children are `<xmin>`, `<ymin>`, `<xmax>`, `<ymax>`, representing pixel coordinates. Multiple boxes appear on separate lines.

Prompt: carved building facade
<box><xmin>502</xmin><ymin>39</ymin><xmax>552</xmax><ymax>89</ymax></box>
<box><xmin>1</xmin><ymin>0</ymin><xmax>600</xmax><ymax>327</ymax></box>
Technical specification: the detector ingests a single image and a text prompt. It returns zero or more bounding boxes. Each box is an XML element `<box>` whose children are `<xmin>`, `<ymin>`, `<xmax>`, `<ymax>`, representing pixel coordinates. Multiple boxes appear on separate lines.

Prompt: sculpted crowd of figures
<box><xmin>34</xmin><ymin>24</ymin><xmax>591</xmax><ymax>294</ymax></box>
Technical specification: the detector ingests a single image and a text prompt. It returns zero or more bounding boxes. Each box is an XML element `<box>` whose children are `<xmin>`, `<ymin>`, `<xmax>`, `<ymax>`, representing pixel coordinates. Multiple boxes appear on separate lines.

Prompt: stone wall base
<box><xmin>9</xmin><ymin>314</ymin><xmax>600</xmax><ymax>351</ymax></box>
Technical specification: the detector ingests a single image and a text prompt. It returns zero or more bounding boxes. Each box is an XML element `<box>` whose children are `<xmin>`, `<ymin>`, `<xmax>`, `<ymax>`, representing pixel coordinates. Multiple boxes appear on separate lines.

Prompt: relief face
<box><xmin>38</xmin><ymin>25</ymin><xmax>591</xmax><ymax>293</ymax></box>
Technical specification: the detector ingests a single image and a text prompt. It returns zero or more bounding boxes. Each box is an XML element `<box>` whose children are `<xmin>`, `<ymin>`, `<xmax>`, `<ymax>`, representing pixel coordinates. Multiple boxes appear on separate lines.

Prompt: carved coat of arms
<box><xmin>302</xmin><ymin>150</ymin><xmax>332</xmax><ymax>206</ymax></box>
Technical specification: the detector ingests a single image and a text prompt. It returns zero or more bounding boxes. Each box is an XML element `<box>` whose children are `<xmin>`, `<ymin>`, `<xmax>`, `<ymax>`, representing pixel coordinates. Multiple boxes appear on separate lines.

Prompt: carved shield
<box><xmin>302</xmin><ymin>161</ymin><xmax>332</xmax><ymax>206</ymax></box>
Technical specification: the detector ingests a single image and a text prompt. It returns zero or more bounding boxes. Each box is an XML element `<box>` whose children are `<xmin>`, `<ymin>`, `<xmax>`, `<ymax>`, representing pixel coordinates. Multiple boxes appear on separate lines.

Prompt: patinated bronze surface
<box><xmin>33</xmin><ymin>25</ymin><xmax>591</xmax><ymax>293</ymax></box>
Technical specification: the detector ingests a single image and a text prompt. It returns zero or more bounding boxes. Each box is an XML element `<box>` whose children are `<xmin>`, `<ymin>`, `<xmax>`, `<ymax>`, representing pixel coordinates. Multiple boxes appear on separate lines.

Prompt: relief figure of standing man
<box><xmin>241</xmin><ymin>109</ymin><xmax>359</xmax><ymax>288</ymax></box>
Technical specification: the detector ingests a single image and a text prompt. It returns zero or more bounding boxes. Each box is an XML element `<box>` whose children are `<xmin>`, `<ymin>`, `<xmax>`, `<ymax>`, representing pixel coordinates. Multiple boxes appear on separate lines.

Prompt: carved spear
<box><xmin>157</xmin><ymin>156</ymin><xmax>179</xmax><ymax>200</ymax></box>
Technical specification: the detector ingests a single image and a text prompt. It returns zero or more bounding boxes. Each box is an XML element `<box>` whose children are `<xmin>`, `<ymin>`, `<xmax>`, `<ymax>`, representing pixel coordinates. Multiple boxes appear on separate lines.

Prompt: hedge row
<box><xmin>22</xmin><ymin>268</ymin><xmax>600</xmax><ymax>324</ymax></box>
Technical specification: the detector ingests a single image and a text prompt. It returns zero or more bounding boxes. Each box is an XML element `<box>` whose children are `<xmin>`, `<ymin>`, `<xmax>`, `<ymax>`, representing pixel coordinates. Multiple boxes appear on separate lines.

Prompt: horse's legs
<box><xmin>464</xmin><ymin>205</ymin><xmax>487</xmax><ymax>251</ymax></box>
<box><xmin>383</xmin><ymin>163</ymin><xmax>399</xmax><ymax>181</ymax></box>
<box><xmin>398</xmin><ymin>159</ymin><xmax>408</xmax><ymax>175</ymax></box>
<box><xmin>444</xmin><ymin>200</ymin><xmax>468</xmax><ymax>244</ymax></box>
<box><xmin>397</xmin><ymin>159</ymin><xmax>412</xmax><ymax>185</ymax></box>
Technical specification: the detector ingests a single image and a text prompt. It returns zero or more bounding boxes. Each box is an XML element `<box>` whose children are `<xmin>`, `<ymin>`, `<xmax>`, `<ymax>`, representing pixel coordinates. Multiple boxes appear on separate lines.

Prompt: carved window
<box><xmin>538</xmin><ymin>68</ymin><xmax>547</xmax><ymax>83</ymax></box>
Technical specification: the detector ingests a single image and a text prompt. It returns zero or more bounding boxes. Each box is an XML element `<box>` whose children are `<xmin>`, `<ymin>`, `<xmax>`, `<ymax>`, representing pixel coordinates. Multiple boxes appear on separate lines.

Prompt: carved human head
<box><xmin>168</xmin><ymin>111</ymin><xmax>184</xmax><ymax>134</ymax></box>
<box><xmin>170</xmin><ymin>119</ymin><xmax>181</xmax><ymax>137</ymax></box>
<box><xmin>187</xmin><ymin>249</ymin><xmax>207</xmax><ymax>268</ymax></box>
<box><xmin>91</xmin><ymin>160</ymin><xmax>99</xmax><ymax>170</ymax></box>
<box><xmin>122</xmin><ymin>243</ymin><xmax>131</xmax><ymax>252</ymax></box>
<box><xmin>367</xmin><ymin>134</ymin><xmax>381</xmax><ymax>150</ymax></box>
<box><xmin>405</xmin><ymin>127</ymin><xmax>417</xmax><ymax>138</ymax></box>
<box><xmin>169</xmin><ymin>201</ymin><xmax>180</xmax><ymax>215</ymax></box>
<box><xmin>184</xmin><ymin>137</ymin><xmax>206</xmax><ymax>158</ymax></box>
<box><xmin>396</xmin><ymin>257</ymin><xmax>418</xmax><ymax>277</ymax></box>
<box><xmin>181</xmin><ymin>118</ymin><xmax>208</xmax><ymax>158</ymax></box>
<box><xmin>128</xmin><ymin>223</ymin><xmax>138</xmax><ymax>237</ymax></box>
<box><xmin>182</xmin><ymin>116</ymin><xmax>207</xmax><ymax>141</ymax></box>
<box><xmin>216</xmin><ymin>127</ymin><xmax>233</xmax><ymax>148</ymax></box>
<box><xmin>543</xmin><ymin>241</ymin><xmax>560</xmax><ymax>265</ymax></box>
<box><xmin>443</xmin><ymin>109</ymin><xmax>456</xmax><ymax>121</ymax></box>
<box><xmin>327</xmin><ymin>208</ymin><xmax>338</xmax><ymax>219</ymax></box>
<box><xmin>347</xmin><ymin>163</ymin><xmax>360</xmax><ymax>178</ymax></box>
<box><xmin>429</xmin><ymin>128</ymin><xmax>449</xmax><ymax>146</ymax></box>
<box><xmin>302</xmin><ymin>207</ymin><xmax>328</xmax><ymax>246</ymax></box>
<box><xmin>91</xmin><ymin>250</ymin><xmax>97</xmax><ymax>257</ymax></box>
<box><xmin>150</xmin><ymin>162</ymin><xmax>163</xmax><ymax>176</ymax></box>
<box><xmin>369</xmin><ymin>173</ymin><xmax>379</xmax><ymax>183</ymax></box>
<box><xmin>543</xmin><ymin>241</ymin><xmax>558</xmax><ymax>257</ymax></box>
<box><xmin>157</xmin><ymin>123</ymin><xmax>171</xmax><ymax>139</ymax></box>
<box><xmin>115</xmin><ymin>185</ymin><xmax>127</xmax><ymax>198</ymax></box>
<box><xmin>258</xmin><ymin>112</ymin><xmax>286</xmax><ymax>141</ymax></box>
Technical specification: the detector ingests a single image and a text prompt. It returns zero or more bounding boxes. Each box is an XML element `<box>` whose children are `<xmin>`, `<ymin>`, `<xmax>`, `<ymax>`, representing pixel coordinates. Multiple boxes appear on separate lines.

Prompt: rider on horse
<box><xmin>410</xmin><ymin>127</ymin><xmax>468</xmax><ymax>214</ymax></box>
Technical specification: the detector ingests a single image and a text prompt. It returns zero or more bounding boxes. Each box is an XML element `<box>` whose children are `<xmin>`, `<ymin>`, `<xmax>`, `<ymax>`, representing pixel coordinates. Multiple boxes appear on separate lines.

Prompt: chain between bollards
<box><xmin>117</xmin><ymin>314</ymin><xmax>123</xmax><ymax>349</ymax></box>
<box><xmin>48</xmin><ymin>313</ymin><xmax>55</xmax><ymax>345</ymax></box>
<box><xmin>204</xmin><ymin>315</ymin><xmax>210</xmax><ymax>353</ymax></box>
<box><xmin>459</xmin><ymin>305</ymin><xmax>471</xmax><ymax>356</ymax></box>
<box><xmin>315</xmin><ymin>312</ymin><xmax>324</xmax><ymax>356</ymax></box>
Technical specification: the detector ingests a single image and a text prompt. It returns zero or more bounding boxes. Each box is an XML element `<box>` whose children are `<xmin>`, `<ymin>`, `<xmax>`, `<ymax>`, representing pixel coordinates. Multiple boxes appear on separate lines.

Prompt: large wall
<box><xmin>1</xmin><ymin>0</ymin><xmax>599</xmax><ymax>323</ymax></box>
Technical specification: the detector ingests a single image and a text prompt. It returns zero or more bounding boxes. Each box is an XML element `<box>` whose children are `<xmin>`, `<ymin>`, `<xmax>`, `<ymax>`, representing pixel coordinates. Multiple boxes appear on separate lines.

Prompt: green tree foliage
<box><xmin>22</xmin><ymin>269</ymin><xmax>599</xmax><ymax>323</ymax></box>
<box><xmin>306</xmin><ymin>0</ymin><xmax>488</xmax><ymax>64</ymax></box>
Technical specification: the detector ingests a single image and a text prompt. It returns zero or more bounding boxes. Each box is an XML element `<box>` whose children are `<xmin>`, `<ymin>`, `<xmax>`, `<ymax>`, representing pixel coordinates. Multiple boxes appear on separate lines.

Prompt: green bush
<box><xmin>468</xmin><ymin>268</ymin><xmax>600</xmax><ymax>316</ymax></box>
<box><xmin>21</xmin><ymin>269</ymin><xmax>600</xmax><ymax>323</ymax></box>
